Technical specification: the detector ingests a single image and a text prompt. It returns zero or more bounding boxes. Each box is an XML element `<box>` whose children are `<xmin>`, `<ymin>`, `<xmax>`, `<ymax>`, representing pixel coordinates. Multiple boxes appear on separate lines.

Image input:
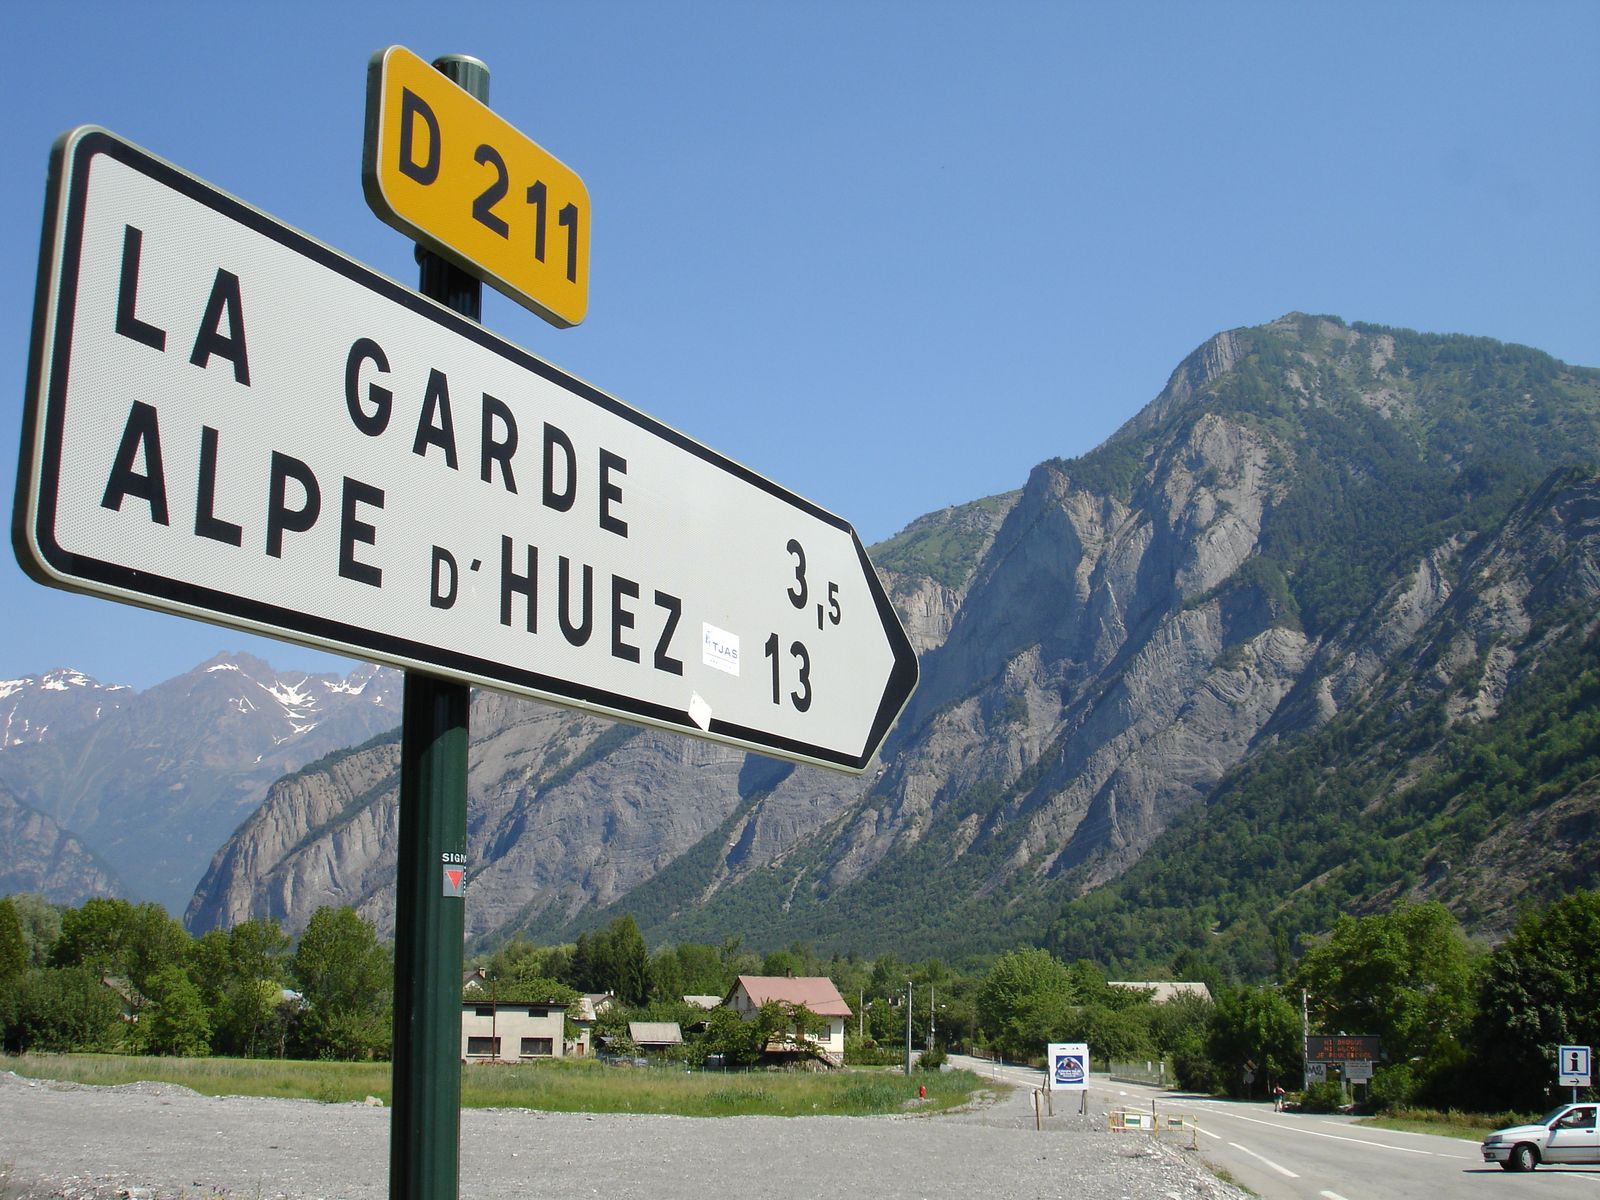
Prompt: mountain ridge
<box><xmin>0</xmin><ymin>654</ymin><xmax>404</xmax><ymax>911</ymax></box>
<box><xmin>9</xmin><ymin>313</ymin><xmax>1600</xmax><ymax>976</ymax></box>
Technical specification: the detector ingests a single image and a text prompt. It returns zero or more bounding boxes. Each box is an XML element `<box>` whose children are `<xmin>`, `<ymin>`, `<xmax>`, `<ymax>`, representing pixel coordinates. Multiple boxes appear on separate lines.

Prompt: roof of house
<box><xmin>682</xmin><ymin>994</ymin><xmax>723</xmax><ymax>1010</ymax></box>
<box><xmin>629</xmin><ymin>1021</ymin><xmax>684</xmax><ymax>1046</ymax></box>
<box><xmin>459</xmin><ymin>987</ymin><xmax>569</xmax><ymax>1007</ymax></box>
<box><xmin>572</xmin><ymin>993</ymin><xmax>615</xmax><ymax>1022</ymax></box>
<box><xmin>730</xmin><ymin>975</ymin><xmax>852</xmax><ymax>1017</ymax></box>
<box><xmin>1107</xmin><ymin>980</ymin><xmax>1213</xmax><ymax>1004</ymax></box>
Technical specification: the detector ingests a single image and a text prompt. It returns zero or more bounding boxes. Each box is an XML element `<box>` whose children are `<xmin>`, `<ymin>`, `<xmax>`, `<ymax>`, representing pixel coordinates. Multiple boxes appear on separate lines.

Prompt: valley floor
<box><xmin>0</xmin><ymin>1068</ymin><xmax>1241</xmax><ymax>1199</ymax></box>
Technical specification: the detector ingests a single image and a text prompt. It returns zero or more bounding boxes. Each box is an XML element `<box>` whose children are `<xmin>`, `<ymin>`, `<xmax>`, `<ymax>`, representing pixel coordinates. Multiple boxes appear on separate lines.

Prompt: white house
<box><xmin>725</xmin><ymin>975</ymin><xmax>852</xmax><ymax>1067</ymax></box>
<box><xmin>461</xmin><ymin>995</ymin><xmax>567</xmax><ymax>1063</ymax></box>
<box><xmin>568</xmin><ymin>992</ymin><xmax>614</xmax><ymax>1057</ymax></box>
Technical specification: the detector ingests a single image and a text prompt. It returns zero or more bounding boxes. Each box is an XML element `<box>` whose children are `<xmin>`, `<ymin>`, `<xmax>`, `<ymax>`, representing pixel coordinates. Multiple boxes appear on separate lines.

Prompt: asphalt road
<box><xmin>956</xmin><ymin>1056</ymin><xmax>1600</xmax><ymax>1200</ymax></box>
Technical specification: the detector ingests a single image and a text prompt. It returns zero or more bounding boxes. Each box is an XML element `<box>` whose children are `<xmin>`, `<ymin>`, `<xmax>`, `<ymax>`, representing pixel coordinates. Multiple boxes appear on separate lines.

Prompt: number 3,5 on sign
<box><xmin>363</xmin><ymin>45</ymin><xmax>589</xmax><ymax>329</ymax></box>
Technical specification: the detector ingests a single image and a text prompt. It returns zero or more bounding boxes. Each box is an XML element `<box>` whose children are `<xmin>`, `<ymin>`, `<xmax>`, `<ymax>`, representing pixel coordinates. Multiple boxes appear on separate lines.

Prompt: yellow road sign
<box><xmin>363</xmin><ymin>45</ymin><xmax>589</xmax><ymax>328</ymax></box>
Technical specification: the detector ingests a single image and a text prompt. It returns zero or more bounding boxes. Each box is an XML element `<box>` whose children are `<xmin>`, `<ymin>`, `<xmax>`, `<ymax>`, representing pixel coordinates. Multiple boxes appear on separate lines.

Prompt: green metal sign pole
<box><xmin>390</xmin><ymin>52</ymin><xmax>487</xmax><ymax>1200</ymax></box>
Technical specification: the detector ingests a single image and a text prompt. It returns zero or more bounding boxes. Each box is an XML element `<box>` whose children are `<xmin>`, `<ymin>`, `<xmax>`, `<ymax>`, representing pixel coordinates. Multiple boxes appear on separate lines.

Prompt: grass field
<box><xmin>1</xmin><ymin>1053</ymin><xmax>991</xmax><ymax>1118</ymax></box>
<box><xmin>1357</xmin><ymin>1108</ymin><xmax>1527</xmax><ymax>1142</ymax></box>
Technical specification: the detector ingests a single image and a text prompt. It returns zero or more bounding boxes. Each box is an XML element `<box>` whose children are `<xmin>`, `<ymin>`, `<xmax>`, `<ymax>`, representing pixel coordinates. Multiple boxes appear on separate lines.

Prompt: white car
<box><xmin>1481</xmin><ymin>1103</ymin><xmax>1599</xmax><ymax>1171</ymax></box>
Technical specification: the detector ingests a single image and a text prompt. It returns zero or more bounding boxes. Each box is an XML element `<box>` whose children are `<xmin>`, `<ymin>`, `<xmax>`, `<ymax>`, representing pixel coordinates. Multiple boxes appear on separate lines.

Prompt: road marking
<box><xmin>1321</xmin><ymin>1191</ymin><xmax>1352</xmax><ymax>1200</ymax></box>
<box><xmin>1213</xmin><ymin>1110</ymin><xmax>1436</xmax><ymax>1155</ymax></box>
<box><xmin>1229</xmin><ymin>1141</ymin><xmax>1300</xmax><ymax>1177</ymax></box>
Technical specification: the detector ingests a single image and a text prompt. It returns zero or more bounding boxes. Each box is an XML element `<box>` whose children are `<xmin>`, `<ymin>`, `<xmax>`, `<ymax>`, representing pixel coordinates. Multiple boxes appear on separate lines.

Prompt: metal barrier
<box><xmin>1109</xmin><ymin>1108</ymin><xmax>1197</xmax><ymax>1149</ymax></box>
<box><xmin>1108</xmin><ymin>1059</ymin><xmax>1168</xmax><ymax>1087</ymax></box>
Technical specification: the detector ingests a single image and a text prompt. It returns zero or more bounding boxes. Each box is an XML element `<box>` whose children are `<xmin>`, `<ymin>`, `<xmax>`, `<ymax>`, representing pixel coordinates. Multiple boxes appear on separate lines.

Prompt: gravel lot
<box><xmin>0</xmin><ymin>1069</ymin><xmax>1245</xmax><ymax>1200</ymax></box>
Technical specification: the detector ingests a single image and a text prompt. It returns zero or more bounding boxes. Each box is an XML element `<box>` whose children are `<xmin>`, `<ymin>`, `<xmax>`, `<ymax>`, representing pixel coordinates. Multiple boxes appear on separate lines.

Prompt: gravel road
<box><xmin>0</xmin><ymin>1069</ymin><xmax>1246</xmax><ymax>1200</ymax></box>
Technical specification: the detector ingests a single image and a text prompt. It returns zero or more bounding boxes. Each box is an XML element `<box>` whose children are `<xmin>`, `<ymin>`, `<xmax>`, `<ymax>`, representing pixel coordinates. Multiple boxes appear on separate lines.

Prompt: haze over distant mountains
<box><xmin>0</xmin><ymin>657</ymin><xmax>402</xmax><ymax>911</ymax></box>
<box><xmin>7</xmin><ymin>314</ymin><xmax>1600</xmax><ymax>973</ymax></box>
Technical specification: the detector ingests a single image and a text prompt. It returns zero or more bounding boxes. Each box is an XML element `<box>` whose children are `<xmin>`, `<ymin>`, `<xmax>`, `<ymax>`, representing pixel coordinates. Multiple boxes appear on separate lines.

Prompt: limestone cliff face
<box><xmin>820</xmin><ymin>403</ymin><xmax>1296</xmax><ymax>896</ymax></box>
<box><xmin>188</xmin><ymin>694</ymin><xmax>806</xmax><ymax>940</ymax></box>
<box><xmin>0</xmin><ymin>783</ymin><xmax>121</xmax><ymax>903</ymax></box>
<box><xmin>180</xmin><ymin>315</ymin><xmax>1600</xmax><ymax>951</ymax></box>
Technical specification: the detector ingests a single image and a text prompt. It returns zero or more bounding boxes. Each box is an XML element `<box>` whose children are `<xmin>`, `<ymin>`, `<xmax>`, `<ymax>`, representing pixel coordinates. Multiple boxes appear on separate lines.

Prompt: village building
<box><xmin>725</xmin><ymin>975</ymin><xmax>852</xmax><ymax>1067</ymax></box>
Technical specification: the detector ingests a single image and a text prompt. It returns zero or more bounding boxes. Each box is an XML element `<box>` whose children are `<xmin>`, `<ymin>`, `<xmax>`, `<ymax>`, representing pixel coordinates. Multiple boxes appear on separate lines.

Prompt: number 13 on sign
<box><xmin>766</xmin><ymin>537</ymin><xmax>845</xmax><ymax>713</ymax></box>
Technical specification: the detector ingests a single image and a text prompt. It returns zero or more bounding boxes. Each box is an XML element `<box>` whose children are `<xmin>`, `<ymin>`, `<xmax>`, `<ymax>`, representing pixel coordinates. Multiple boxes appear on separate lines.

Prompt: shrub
<box><xmin>844</xmin><ymin>1035</ymin><xmax>902</xmax><ymax>1067</ymax></box>
<box><xmin>917</xmin><ymin>1045</ymin><xmax>948</xmax><ymax>1071</ymax></box>
<box><xmin>1368</xmin><ymin>1064</ymin><xmax>1419</xmax><ymax>1111</ymax></box>
<box><xmin>1299</xmin><ymin>1079</ymin><xmax>1349</xmax><ymax>1112</ymax></box>
<box><xmin>1172</xmin><ymin>1047</ymin><xmax>1218</xmax><ymax>1094</ymax></box>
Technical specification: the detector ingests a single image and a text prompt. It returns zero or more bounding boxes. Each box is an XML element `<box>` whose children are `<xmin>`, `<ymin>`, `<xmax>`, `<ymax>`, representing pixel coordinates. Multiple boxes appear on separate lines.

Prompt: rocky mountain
<box><xmin>0</xmin><ymin>780</ymin><xmax>121</xmax><ymax>903</ymax></box>
<box><xmin>181</xmin><ymin>314</ymin><xmax>1600</xmax><ymax>963</ymax></box>
<box><xmin>1049</xmin><ymin>463</ymin><xmax>1600</xmax><ymax>974</ymax></box>
<box><xmin>0</xmin><ymin>655</ymin><xmax>403</xmax><ymax>911</ymax></box>
<box><xmin>0</xmin><ymin>669</ymin><xmax>133</xmax><ymax>748</ymax></box>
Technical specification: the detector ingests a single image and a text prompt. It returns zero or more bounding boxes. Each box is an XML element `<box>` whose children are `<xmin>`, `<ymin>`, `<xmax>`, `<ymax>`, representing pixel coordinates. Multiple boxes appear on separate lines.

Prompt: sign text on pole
<box><xmin>363</xmin><ymin>45</ymin><xmax>589</xmax><ymax>328</ymax></box>
<box><xmin>1305</xmin><ymin>1034</ymin><xmax>1382</xmax><ymax>1063</ymax></box>
<box><xmin>15</xmin><ymin>128</ymin><xmax>916</xmax><ymax>772</ymax></box>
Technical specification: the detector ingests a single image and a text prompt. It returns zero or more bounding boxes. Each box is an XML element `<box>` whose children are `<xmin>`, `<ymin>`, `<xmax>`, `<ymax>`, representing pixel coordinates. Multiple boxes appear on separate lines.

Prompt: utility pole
<box><xmin>904</xmin><ymin>981</ymin><xmax>914</xmax><ymax>1076</ymax></box>
<box><xmin>1301</xmin><ymin>989</ymin><xmax>1310</xmax><ymax>1092</ymax></box>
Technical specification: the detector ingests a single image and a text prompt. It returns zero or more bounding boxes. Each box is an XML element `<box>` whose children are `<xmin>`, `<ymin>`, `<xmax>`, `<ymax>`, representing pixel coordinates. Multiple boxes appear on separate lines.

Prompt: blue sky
<box><xmin>3</xmin><ymin>1</ymin><xmax>1596</xmax><ymax>690</ymax></box>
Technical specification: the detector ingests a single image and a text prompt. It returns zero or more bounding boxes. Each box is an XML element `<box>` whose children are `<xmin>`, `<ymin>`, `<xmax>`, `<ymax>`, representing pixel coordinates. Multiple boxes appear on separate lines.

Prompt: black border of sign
<box><xmin>13</xmin><ymin>127</ymin><xmax>917</xmax><ymax>774</ymax></box>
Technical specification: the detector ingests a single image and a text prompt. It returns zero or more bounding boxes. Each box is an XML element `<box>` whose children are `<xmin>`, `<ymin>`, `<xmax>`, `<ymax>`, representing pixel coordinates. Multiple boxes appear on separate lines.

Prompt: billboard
<box><xmin>1305</xmin><ymin>1035</ymin><xmax>1382</xmax><ymax>1063</ymax></box>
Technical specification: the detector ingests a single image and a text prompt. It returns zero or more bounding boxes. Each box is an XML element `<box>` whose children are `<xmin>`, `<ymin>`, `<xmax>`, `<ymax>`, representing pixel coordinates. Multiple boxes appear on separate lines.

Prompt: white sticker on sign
<box><xmin>688</xmin><ymin>692</ymin><xmax>713</xmax><ymax>730</ymax></box>
<box><xmin>702</xmin><ymin>624</ymin><xmax>740</xmax><ymax>676</ymax></box>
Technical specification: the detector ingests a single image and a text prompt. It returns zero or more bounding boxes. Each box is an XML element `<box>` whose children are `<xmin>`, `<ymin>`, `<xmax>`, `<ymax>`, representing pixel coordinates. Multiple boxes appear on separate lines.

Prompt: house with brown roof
<box><xmin>725</xmin><ymin>975</ymin><xmax>852</xmax><ymax>1067</ymax></box>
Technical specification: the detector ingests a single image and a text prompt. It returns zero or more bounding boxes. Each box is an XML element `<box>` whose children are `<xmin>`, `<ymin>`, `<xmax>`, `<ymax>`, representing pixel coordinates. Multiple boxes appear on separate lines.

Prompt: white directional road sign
<box><xmin>15</xmin><ymin>127</ymin><xmax>917</xmax><ymax>771</ymax></box>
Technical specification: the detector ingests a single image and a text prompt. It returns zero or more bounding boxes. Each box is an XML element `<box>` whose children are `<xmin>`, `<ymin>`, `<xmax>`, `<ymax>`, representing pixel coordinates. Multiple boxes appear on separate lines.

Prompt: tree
<box><xmin>52</xmin><ymin>897</ymin><xmax>189</xmax><ymax>998</ymax></box>
<box><xmin>8</xmin><ymin>893</ymin><xmax>62</xmax><ymax>968</ymax></box>
<box><xmin>569</xmin><ymin>915</ymin><xmax>650</xmax><ymax>1005</ymax></box>
<box><xmin>1208</xmin><ymin>985</ymin><xmax>1300</xmax><ymax>1098</ymax></box>
<box><xmin>648</xmin><ymin>948</ymin><xmax>686</xmax><ymax>1002</ymax></box>
<box><xmin>1071</xmin><ymin>1003</ymin><xmax>1154</xmax><ymax>1063</ymax></box>
<box><xmin>142</xmin><ymin>964</ymin><xmax>212</xmax><ymax>1056</ymax></box>
<box><xmin>977</xmin><ymin>948</ymin><xmax>1079</xmax><ymax>1061</ymax></box>
<box><xmin>761</xmin><ymin>948</ymin><xmax>803</xmax><ymax>978</ymax></box>
<box><xmin>1472</xmin><ymin>890</ymin><xmax>1600</xmax><ymax>1111</ymax></box>
<box><xmin>1148</xmin><ymin>991</ymin><xmax>1217</xmax><ymax>1092</ymax></box>
<box><xmin>482</xmin><ymin>934</ymin><xmax>572</xmax><ymax>986</ymax></box>
<box><xmin>0</xmin><ymin>897</ymin><xmax>27</xmax><ymax>984</ymax></box>
<box><xmin>289</xmin><ymin>906</ymin><xmax>391</xmax><ymax>1060</ymax></box>
<box><xmin>693</xmin><ymin>1006</ymin><xmax>763</xmax><ymax>1067</ymax></box>
<box><xmin>2</xmin><ymin>965</ymin><xmax>124</xmax><ymax>1053</ymax></box>
<box><xmin>191</xmin><ymin>918</ymin><xmax>291</xmax><ymax>1057</ymax></box>
<box><xmin>1293</xmin><ymin>902</ymin><xmax>1478</xmax><ymax>1066</ymax></box>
